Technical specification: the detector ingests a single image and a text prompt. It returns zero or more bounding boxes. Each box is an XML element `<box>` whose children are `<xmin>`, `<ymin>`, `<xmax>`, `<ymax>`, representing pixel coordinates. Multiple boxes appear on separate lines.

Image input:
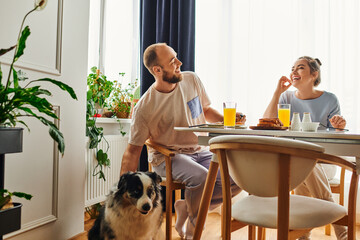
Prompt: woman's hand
<box><xmin>330</xmin><ymin>115</ymin><xmax>346</xmax><ymax>130</ymax></box>
<box><xmin>276</xmin><ymin>76</ymin><xmax>292</xmax><ymax>94</ymax></box>
<box><xmin>236</xmin><ymin>112</ymin><xmax>246</xmax><ymax>124</ymax></box>
<box><xmin>263</xmin><ymin>76</ymin><xmax>292</xmax><ymax>118</ymax></box>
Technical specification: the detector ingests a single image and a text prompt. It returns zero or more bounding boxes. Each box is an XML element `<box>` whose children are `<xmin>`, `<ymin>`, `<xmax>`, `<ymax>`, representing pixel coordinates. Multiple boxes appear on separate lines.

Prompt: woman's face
<box><xmin>290</xmin><ymin>59</ymin><xmax>317</xmax><ymax>88</ymax></box>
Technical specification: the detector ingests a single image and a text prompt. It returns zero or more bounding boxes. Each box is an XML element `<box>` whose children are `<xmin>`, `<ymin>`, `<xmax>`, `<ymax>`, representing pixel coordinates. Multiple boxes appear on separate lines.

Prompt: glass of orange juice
<box><xmin>278</xmin><ymin>104</ymin><xmax>291</xmax><ymax>127</ymax></box>
<box><xmin>223</xmin><ymin>102</ymin><xmax>237</xmax><ymax>128</ymax></box>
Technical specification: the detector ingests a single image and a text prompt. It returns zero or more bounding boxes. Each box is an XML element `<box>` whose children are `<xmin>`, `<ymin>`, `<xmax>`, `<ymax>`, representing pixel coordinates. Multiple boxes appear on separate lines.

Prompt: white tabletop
<box><xmin>174</xmin><ymin>127</ymin><xmax>360</xmax><ymax>143</ymax></box>
<box><xmin>175</xmin><ymin>126</ymin><xmax>360</xmax><ymax>171</ymax></box>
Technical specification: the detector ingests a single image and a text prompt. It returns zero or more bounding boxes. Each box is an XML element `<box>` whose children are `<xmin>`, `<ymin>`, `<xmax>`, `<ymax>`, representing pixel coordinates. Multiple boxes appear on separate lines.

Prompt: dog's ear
<box><xmin>118</xmin><ymin>172</ymin><xmax>131</xmax><ymax>194</ymax></box>
<box><xmin>147</xmin><ymin>171</ymin><xmax>162</xmax><ymax>184</ymax></box>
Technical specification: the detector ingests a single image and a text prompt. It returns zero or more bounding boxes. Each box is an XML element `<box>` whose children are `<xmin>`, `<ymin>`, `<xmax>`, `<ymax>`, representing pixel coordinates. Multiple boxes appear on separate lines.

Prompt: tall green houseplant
<box><xmin>0</xmin><ymin>0</ymin><xmax>77</xmax><ymax>155</ymax></box>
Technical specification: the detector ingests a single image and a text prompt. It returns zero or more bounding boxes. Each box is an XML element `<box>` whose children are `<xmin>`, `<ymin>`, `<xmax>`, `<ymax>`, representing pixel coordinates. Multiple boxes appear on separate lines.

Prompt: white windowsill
<box><xmin>93</xmin><ymin>117</ymin><xmax>132</xmax><ymax>124</ymax></box>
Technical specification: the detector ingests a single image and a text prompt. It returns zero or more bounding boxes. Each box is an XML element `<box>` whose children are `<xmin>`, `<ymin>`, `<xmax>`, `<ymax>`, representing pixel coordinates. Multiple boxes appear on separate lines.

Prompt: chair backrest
<box><xmin>209</xmin><ymin>135</ymin><xmax>325</xmax><ymax>197</ymax></box>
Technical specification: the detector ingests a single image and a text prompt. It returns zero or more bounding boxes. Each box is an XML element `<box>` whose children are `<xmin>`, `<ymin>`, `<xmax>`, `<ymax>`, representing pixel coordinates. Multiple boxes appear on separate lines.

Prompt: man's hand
<box><xmin>236</xmin><ymin>112</ymin><xmax>246</xmax><ymax>124</ymax></box>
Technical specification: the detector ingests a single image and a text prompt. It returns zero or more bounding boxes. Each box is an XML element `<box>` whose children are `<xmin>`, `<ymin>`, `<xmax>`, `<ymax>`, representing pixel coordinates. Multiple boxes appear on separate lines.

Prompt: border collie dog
<box><xmin>88</xmin><ymin>171</ymin><xmax>164</xmax><ymax>240</ymax></box>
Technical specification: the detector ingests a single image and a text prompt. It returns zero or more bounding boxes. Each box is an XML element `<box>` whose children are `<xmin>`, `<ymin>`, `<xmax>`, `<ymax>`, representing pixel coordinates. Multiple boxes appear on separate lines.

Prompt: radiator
<box><xmin>85</xmin><ymin>135</ymin><xmax>128</xmax><ymax>207</ymax></box>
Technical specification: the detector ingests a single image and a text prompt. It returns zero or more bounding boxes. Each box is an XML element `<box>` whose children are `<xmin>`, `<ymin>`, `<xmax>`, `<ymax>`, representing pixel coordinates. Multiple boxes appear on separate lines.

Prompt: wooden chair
<box><xmin>145</xmin><ymin>139</ymin><xmax>185</xmax><ymax>240</ymax></box>
<box><xmin>260</xmin><ymin>165</ymin><xmax>346</xmax><ymax>239</ymax></box>
<box><xmin>193</xmin><ymin>135</ymin><xmax>358</xmax><ymax>240</ymax></box>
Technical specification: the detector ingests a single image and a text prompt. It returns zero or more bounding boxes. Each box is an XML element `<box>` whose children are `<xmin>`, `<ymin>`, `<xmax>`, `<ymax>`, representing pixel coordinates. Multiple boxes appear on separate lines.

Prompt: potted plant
<box><xmin>0</xmin><ymin>0</ymin><xmax>77</xmax><ymax>236</ymax></box>
<box><xmin>0</xmin><ymin>0</ymin><xmax>77</xmax><ymax>154</ymax></box>
<box><xmin>0</xmin><ymin>190</ymin><xmax>32</xmax><ymax>211</ymax></box>
<box><xmin>109</xmin><ymin>73</ymin><xmax>138</xmax><ymax>119</ymax></box>
<box><xmin>87</xmin><ymin>66</ymin><xmax>114</xmax><ymax>116</ymax></box>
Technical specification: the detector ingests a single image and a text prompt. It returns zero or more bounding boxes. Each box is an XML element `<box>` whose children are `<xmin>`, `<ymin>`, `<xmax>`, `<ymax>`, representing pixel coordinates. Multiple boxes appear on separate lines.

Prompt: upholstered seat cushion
<box><xmin>329</xmin><ymin>178</ymin><xmax>340</xmax><ymax>186</ymax></box>
<box><xmin>232</xmin><ymin>195</ymin><xmax>347</xmax><ymax>229</ymax></box>
<box><xmin>209</xmin><ymin>135</ymin><xmax>325</xmax><ymax>153</ymax></box>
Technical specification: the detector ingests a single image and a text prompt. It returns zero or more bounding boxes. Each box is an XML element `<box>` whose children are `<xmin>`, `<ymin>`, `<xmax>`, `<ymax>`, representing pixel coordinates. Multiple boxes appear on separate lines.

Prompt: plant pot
<box><xmin>115</xmin><ymin>102</ymin><xmax>132</xmax><ymax>119</ymax></box>
<box><xmin>94</xmin><ymin>103</ymin><xmax>104</xmax><ymax>115</ymax></box>
<box><xmin>0</xmin><ymin>128</ymin><xmax>23</xmax><ymax>154</ymax></box>
<box><xmin>116</xmin><ymin>110</ymin><xmax>130</xmax><ymax>119</ymax></box>
<box><xmin>0</xmin><ymin>128</ymin><xmax>24</xmax><ymax>238</ymax></box>
<box><xmin>0</xmin><ymin>202</ymin><xmax>22</xmax><ymax>235</ymax></box>
<box><xmin>102</xmin><ymin>107</ymin><xmax>114</xmax><ymax>118</ymax></box>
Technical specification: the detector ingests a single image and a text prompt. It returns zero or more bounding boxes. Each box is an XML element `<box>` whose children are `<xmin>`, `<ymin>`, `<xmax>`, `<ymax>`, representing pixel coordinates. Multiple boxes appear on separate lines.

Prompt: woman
<box><xmin>264</xmin><ymin>56</ymin><xmax>347</xmax><ymax>240</ymax></box>
<box><xmin>264</xmin><ymin>56</ymin><xmax>346</xmax><ymax>130</ymax></box>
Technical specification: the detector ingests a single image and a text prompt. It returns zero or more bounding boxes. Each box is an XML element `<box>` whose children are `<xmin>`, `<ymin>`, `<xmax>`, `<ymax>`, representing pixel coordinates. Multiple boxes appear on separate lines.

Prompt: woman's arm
<box><xmin>263</xmin><ymin>76</ymin><xmax>292</xmax><ymax>118</ymax></box>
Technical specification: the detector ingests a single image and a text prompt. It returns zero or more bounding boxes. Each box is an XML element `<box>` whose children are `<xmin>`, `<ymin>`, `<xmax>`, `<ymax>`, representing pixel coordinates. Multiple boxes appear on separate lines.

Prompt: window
<box><xmin>88</xmin><ymin>0</ymin><xmax>140</xmax><ymax>84</ymax></box>
<box><xmin>195</xmin><ymin>0</ymin><xmax>360</xmax><ymax>132</ymax></box>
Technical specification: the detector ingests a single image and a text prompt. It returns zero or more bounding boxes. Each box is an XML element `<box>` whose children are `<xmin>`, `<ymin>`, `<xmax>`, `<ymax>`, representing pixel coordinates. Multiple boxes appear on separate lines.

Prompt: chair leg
<box><xmin>325</xmin><ymin>167</ymin><xmax>345</xmax><ymax>236</ymax></box>
<box><xmin>165</xmin><ymin>188</ymin><xmax>173</xmax><ymax>240</ymax></box>
<box><xmin>174</xmin><ymin>189</ymin><xmax>182</xmax><ymax>222</ymax></box>
<box><xmin>347</xmin><ymin>171</ymin><xmax>358</xmax><ymax>240</ymax></box>
<box><xmin>257</xmin><ymin>227</ymin><xmax>266</xmax><ymax>240</ymax></box>
<box><xmin>193</xmin><ymin>161</ymin><xmax>219</xmax><ymax>240</ymax></box>
<box><xmin>248</xmin><ymin>225</ymin><xmax>256</xmax><ymax>240</ymax></box>
<box><xmin>325</xmin><ymin>224</ymin><xmax>331</xmax><ymax>235</ymax></box>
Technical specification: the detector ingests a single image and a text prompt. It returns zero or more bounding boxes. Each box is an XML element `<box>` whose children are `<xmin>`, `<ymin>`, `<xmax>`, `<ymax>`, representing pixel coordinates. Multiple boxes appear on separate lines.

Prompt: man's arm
<box><xmin>120</xmin><ymin>143</ymin><xmax>143</xmax><ymax>175</ymax></box>
<box><xmin>203</xmin><ymin>106</ymin><xmax>223</xmax><ymax>123</ymax></box>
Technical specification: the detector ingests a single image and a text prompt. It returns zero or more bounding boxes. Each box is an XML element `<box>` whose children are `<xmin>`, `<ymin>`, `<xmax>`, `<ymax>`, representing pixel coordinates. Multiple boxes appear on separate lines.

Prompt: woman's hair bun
<box><xmin>314</xmin><ymin>58</ymin><xmax>322</xmax><ymax>66</ymax></box>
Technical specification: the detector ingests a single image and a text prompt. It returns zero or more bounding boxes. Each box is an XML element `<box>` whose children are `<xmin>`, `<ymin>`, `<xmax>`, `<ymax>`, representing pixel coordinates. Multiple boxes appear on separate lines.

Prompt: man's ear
<box><xmin>152</xmin><ymin>66</ymin><xmax>161</xmax><ymax>74</ymax></box>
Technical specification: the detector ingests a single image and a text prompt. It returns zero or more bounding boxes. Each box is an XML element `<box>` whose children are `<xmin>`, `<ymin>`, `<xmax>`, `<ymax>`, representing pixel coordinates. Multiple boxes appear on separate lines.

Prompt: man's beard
<box><xmin>162</xmin><ymin>70</ymin><xmax>183</xmax><ymax>83</ymax></box>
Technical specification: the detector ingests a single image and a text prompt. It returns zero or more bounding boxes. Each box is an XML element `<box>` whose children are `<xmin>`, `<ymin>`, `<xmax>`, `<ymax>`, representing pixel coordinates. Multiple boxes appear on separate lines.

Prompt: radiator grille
<box><xmin>85</xmin><ymin>135</ymin><xmax>128</xmax><ymax>207</ymax></box>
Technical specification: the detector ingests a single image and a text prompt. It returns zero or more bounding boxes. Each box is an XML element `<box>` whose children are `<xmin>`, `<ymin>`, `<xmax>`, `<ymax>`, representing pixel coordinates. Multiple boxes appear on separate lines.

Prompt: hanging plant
<box><xmin>86</xmin><ymin>67</ymin><xmax>112</xmax><ymax>181</ymax></box>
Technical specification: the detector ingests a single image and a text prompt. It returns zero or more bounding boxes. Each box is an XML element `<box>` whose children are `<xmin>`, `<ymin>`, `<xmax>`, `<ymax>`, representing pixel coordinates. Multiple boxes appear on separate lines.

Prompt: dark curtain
<box><xmin>138</xmin><ymin>0</ymin><xmax>196</xmax><ymax>172</ymax></box>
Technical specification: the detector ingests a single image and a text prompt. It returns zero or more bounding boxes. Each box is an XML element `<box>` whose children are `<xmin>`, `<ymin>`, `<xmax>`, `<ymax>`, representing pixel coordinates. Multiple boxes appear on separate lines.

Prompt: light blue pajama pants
<box><xmin>153</xmin><ymin>150</ymin><xmax>241</xmax><ymax>228</ymax></box>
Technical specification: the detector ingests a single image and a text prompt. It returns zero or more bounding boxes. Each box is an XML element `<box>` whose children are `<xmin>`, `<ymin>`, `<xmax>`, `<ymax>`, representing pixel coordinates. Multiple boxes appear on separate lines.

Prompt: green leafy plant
<box><xmin>109</xmin><ymin>73</ymin><xmax>138</xmax><ymax>118</ymax></box>
<box><xmin>85</xmin><ymin>203</ymin><xmax>102</xmax><ymax>219</ymax></box>
<box><xmin>117</xmin><ymin>119</ymin><xmax>127</xmax><ymax>136</ymax></box>
<box><xmin>0</xmin><ymin>189</ymin><xmax>33</xmax><ymax>210</ymax></box>
<box><xmin>86</xmin><ymin>67</ymin><xmax>111</xmax><ymax>181</ymax></box>
<box><xmin>0</xmin><ymin>0</ymin><xmax>77</xmax><ymax>155</ymax></box>
<box><xmin>87</xmin><ymin>66</ymin><xmax>114</xmax><ymax>109</ymax></box>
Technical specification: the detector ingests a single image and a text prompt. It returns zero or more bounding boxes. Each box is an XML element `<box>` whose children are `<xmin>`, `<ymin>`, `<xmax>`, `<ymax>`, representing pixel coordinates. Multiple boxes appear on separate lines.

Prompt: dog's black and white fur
<box><xmin>88</xmin><ymin>171</ymin><xmax>164</xmax><ymax>240</ymax></box>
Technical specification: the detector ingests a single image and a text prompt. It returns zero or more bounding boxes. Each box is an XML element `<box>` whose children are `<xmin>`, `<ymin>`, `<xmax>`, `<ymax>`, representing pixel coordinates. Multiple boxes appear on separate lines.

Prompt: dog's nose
<box><xmin>142</xmin><ymin>203</ymin><xmax>151</xmax><ymax>212</ymax></box>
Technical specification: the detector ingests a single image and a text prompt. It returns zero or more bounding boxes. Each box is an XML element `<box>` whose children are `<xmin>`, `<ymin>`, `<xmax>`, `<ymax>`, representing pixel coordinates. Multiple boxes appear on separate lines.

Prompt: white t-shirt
<box><xmin>129</xmin><ymin>71</ymin><xmax>210</xmax><ymax>166</ymax></box>
<box><xmin>279</xmin><ymin>91</ymin><xmax>341</xmax><ymax>129</ymax></box>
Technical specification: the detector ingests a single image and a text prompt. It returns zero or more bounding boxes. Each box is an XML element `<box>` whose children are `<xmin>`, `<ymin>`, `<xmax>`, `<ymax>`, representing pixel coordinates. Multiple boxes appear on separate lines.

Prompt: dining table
<box><xmin>175</xmin><ymin>125</ymin><xmax>360</xmax><ymax>239</ymax></box>
<box><xmin>174</xmin><ymin>126</ymin><xmax>360</xmax><ymax>172</ymax></box>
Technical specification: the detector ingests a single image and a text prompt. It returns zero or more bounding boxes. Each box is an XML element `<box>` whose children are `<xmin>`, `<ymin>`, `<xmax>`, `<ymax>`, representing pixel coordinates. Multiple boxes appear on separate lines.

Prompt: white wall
<box><xmin>1</xmin><ymin>0</ymin><xmax>89</xmax><ymax>239</ymax></box>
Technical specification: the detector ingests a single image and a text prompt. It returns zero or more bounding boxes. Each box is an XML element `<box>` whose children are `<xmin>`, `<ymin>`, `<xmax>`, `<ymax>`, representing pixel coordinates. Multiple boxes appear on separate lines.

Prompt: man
<box><xmin>120</xmin><ymin>43</ymin><xmax>245</xmax><ymax>239</ymax></box>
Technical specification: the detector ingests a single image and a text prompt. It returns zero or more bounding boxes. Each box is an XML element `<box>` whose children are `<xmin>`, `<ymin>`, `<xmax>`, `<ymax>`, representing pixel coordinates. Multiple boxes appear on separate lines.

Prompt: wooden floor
<box><xmin>69</xmin><ymin>211</ymin><xmax>360</xmax><ymax>240</ymax></box>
